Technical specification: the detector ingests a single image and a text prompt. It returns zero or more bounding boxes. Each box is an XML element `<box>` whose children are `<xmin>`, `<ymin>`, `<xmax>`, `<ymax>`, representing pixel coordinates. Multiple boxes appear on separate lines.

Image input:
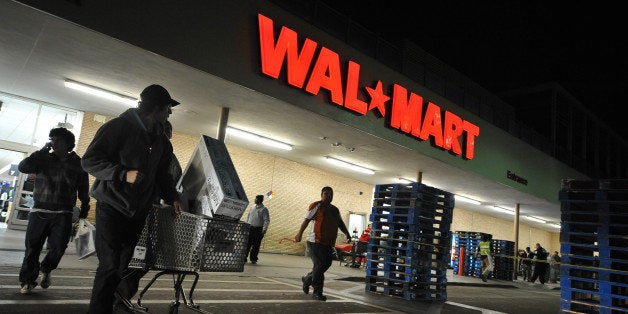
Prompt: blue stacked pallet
<box><xmin>452</xmin><ymin>231</ymin><xmax>490</xmax><ymax>278</ymax></box>
<box><xmin>491</xmin><ymin>239</ymin><xmax>514</xmax><ymax>280</ymax></box>
<box><xmin>366</xmin><ymin>183</ymin><xmax>453</xmax><ymax>301</ymax></box>
<box><xmin>559</xmin><ymin>179</ymin><xmax>628</xmax><ymax>314</ymax></box>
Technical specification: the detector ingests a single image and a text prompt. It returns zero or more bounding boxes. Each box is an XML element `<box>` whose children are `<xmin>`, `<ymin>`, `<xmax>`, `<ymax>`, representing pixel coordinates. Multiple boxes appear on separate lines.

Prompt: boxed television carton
<box><xmin>178</xmin><ymin>135</ymin><xmax>248</xmax><ymax>220</ymax></box>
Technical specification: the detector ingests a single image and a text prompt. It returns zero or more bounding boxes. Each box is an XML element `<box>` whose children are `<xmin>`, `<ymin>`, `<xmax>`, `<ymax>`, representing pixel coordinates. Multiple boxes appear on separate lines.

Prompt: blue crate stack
<box><xmin>452</xmin><ymin>231</ymin><xmax>491</xmax><ymax>278</ymax></box>
<box><xmin>491</xmin><ymin>239</ymin><xmax>515</xmax><ymax>280</ymax></box>
<box><xmin>559</xmin><ymin>179</ymin><xmax>628</xmax><ymax>314</ymax></box>
<box><xmin>366</xmin><ymin>183</ymin><xmax>454</xmax><ymax>301</ymax></box>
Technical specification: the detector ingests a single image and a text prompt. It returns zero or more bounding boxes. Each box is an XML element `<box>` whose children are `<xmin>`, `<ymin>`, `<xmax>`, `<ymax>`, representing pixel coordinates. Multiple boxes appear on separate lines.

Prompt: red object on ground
<box><xmin>335</xmin><ymin>243</ymin><xmax>353</xmax><ymax>252</ymax></box>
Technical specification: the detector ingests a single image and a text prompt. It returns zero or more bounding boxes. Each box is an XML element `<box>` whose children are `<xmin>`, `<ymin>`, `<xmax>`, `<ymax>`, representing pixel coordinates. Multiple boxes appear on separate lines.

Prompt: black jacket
<box><xmin>18</xmin><ymin>150</ymin><xmax>90</xmax><ymax>212</ymax></box>
<box><xmin>81</xmin><ymin>109</ymin><xmax>178</xmax><ymax>218</ymax></box>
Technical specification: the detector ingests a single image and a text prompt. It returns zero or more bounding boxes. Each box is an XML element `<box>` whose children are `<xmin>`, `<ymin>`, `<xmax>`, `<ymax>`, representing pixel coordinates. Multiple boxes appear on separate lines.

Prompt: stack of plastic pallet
<box><xmin>491</xmin><ymin>239</ymin><xmax>514</xmax><ymax>280</ymax></box>
<box><xmin>559</xmin><ymin>179</ymin><xmax>628</xmax><ymax>314</ymax></box>
<box><xmin>452</xmin><ymin>231</ymin><xmax>490</xmax><ymax>278</ymax></box>
<box><xmin>366</xmin><ymin>183</ymin><xmax>454</xmax><ymax>301</ymax></box>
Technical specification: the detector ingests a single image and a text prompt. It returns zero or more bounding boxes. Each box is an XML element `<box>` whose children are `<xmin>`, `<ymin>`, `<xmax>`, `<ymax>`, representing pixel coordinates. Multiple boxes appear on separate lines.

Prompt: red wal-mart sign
<box><xmin>257</xmin><ymin>14</ymin><xmax>480</xmax><ymax>160</ymax></box>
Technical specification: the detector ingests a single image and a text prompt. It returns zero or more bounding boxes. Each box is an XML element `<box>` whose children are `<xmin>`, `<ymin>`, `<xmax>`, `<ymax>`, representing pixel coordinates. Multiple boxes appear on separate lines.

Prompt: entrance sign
<box><xmin>258</xmin><ymin>14</ymin><xmax>480</xmax><ymax>159</ymax></box>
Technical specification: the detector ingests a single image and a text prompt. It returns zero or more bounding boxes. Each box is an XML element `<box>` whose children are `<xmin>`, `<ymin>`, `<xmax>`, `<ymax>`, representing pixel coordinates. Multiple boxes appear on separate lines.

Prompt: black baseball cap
<box><xmin>140</xmin><ymin>84</ymin><xmax>180</xmax><ymax>107</ymax></box>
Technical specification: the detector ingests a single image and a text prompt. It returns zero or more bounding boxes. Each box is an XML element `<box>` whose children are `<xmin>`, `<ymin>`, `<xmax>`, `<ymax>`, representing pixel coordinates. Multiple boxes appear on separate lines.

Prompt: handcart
<box><xmin>126</xmin><ymin>206</ymin><xmax>250</xmax><ymax>313</ymax></box>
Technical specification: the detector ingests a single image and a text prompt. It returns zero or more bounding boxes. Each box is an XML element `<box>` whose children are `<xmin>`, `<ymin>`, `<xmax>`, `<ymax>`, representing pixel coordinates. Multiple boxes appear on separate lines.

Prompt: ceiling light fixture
<box><xmin>455</xmin><ymin>194</ymin><xmax>481</xmax><ymax>205</ymax></box>
<box><xmin>398</xmin><ymin>178</ymin><xmax>414</xmax><ymax>184</ymax></box>
<box><xmin>525</xmin><ymin>216</ymin><xmax>547</xmax><ymax>223</ymax></box>
<box><xmin>325</xmin><ymin>157</ymin><xmax>374</xmax><ymax>175</ymax></box>
<box><xmin>64</xmin><ymin>79</ymin><xmax>138</xmax><ymax>106</ymax></box>
<box><xmin>491</xmin><ymin>206</ymin><xmax>514</xmax><ymax>215</ymax></box>
<box><xmin>226</xmin><ymin>127</ymin><xmax>293</xmax><ymax>150</ymax></box>
<box><xmin>549</xmin><ymin>223</ymin><xmax>561</xmax><ymax>229</ymax></box>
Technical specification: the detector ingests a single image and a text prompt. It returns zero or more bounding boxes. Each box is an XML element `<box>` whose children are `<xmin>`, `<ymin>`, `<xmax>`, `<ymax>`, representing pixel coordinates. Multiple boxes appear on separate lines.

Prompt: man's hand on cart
<box><xmin>172</xmin><ymin>200</ymin><xmax>182</xmax><ymax>217</ymax></box>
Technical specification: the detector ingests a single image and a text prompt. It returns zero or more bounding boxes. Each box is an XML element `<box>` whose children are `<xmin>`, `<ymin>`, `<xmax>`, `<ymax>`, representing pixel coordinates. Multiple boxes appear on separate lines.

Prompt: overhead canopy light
<box><xmin>491</xmin><ymin>206</ymin><xmax>514</xmax><ymax>215</ymax></box>
<box><xmin>397</xmin><ymin>178</ymin><xmax>413</xmax><ymax>184</ymax></box>
<box><xmin>64</xmin><ymin>79</ymin><xmax>138</xmax><ymax>106</ymax></box>
<box><xmin>455</xmin><ymin>194</ymin><xmax>481</xmax><ymax>205</ymax></box>
<box><xmin>325</xmin><ymin>157</ymin><xmax>374</xmax><ymax>175</ymax></box>
<box><xmin>226</xmin><ymin>127</ymin><xmax>292</xmax><ymax>151</ymax></box>
<box><xmin>525</xmin><ymin>216</ymin><xmax>547</xmax><ymax>223</ymax></box>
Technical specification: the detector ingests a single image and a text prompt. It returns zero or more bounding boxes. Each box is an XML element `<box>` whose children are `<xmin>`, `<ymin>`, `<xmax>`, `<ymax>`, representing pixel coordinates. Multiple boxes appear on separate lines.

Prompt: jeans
<box><xmin>246</xmin><ymin>226</ymin><xmax>264</xmax><ymax>262</ymax></box>
<box><xmin>87</xmin><ymin>202</ymin><xmax>147</xmax><ymax>314</ymax></box>
<box><xmin>19</xmin><ymin>212</ymin><xmax>72</xmax><ymax>284</ymax></box>
<box><xmin>303</xmin><ymin>242</ymin><xmax>333</xmax><ymax>295</ymax></box>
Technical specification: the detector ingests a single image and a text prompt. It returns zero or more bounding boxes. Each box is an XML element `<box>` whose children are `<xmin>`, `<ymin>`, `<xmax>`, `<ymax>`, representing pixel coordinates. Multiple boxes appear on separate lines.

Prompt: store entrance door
<box><xmin>0</xmin><ymin>148</ymin><xmax>27</xmax><ymax>229</ymax></box>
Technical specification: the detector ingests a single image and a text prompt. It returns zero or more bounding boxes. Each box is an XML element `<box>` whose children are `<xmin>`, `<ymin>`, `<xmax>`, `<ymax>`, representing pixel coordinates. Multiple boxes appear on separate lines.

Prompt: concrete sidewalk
<box><xmin>0</xmin><ymin>222</ymin><xmax>561</xmax><ymax>314</ymax></box>
<box><xmin>0</xmin><ymin>222</ymin><xmax>559</xmax><ymax>287</ymax></box>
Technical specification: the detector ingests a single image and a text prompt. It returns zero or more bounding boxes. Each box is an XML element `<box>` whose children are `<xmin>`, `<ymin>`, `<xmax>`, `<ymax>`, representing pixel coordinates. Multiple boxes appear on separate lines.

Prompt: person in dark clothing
<box><xmin>295</xmin><ymin>186</ymin><xmax>351</xmax><ymax>301</ymax></box>
<box><xmin>114</xmin><ymin>119</ymin><xmax>183</xmax><ymax>308</ymax></box>
<box><xmin>245</xmin><ymin>195</ymin><xmax>270</xmax><ymax>264</ymax></box>
<box><xmin>521</xmin><ymin>246</ymin><xmax>534</xmax><ymax>281</ymax></box>
<box><xmin>82</xmin><ymin>84</ymin><xmax>182</xmax><ymax>314</ymax></box>
<box><xmin>17</xmin><ymin>127</ymin><xmax>90</xmax><ymax>294</ymax></box>
<box><xmin>529</xmin><ymin>243</ymin><xmax>548</xmax><ymax>284</ymax></box>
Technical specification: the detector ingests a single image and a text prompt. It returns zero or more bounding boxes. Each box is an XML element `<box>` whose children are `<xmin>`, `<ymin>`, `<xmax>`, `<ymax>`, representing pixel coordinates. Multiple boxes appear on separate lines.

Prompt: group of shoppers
<box><xmin>480</xmin><ymin>239</ymin><xmax>560</xmax><ymax>285</ymax></box>
<box><xmin>16</xmin><ymin>83</ymin><xmax>353</xmax><ymax>310</ymax></box>
<box><xmin>19</xmin><ymin>83</ymin><xmax>562</xmax><ymax>308</ymax></box>
<box><xmin>17</xmin><ymin>84</ymin><xmax>182</xmax><ymax>314</ymax></box>
<box><xmin>518</xmin><ymin>243</ymin><xmax>559</xmax><ymax>284</ymax></box>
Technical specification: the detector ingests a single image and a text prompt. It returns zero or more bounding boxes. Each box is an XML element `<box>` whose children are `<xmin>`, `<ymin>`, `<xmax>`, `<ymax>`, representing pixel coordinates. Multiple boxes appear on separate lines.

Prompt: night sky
<box><xmin>321</xmin><ymin>1</ymin><xmax>627</xmax><ymax>139</ymax></box>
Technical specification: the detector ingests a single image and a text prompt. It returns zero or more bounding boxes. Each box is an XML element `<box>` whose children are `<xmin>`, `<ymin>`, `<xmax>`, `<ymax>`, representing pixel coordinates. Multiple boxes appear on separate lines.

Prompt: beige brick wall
<box><xmin>76</xmin><ymin>111</ymin><xmax>559</xmax><ymax>257</ymax></box>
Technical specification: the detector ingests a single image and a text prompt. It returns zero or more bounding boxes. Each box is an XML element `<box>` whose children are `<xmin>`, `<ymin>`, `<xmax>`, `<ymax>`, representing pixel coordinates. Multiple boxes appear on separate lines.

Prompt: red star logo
<box><xmin>365</xmin><ymin>80</ymin><xmax>389</xmax><ymax>116</ymax></box>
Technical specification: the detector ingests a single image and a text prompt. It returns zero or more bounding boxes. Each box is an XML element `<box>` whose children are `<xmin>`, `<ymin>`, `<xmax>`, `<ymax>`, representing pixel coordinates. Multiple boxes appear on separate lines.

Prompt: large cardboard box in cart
<box><xmin>178</xmin><ymin>135</ymin><xmax>249</xmax><ymax>220</ymax></box>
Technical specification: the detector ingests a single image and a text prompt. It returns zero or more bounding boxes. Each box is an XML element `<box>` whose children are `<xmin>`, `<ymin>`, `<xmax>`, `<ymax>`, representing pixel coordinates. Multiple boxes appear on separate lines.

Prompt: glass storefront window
<box><xmin>0</xmin><ymin>93</ymin><xmax>83</xmax><ymax>148</ymax></box>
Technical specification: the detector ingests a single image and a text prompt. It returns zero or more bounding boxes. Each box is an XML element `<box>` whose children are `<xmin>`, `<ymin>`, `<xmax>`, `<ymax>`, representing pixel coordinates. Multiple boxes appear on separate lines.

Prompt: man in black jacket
<box><xmin>82</xmin><ymin>84</ymin><xmax>182</xmax><ymax>314</ymax></box>
<box><xmin>17</xmin><ymin>127</ymin><xmax>90</xmax><ymax>294</ymax></box>
<box><xmin>529</xmin><ymin>243</ymin><xmax>549</xmax><ymax>284</ymax></box>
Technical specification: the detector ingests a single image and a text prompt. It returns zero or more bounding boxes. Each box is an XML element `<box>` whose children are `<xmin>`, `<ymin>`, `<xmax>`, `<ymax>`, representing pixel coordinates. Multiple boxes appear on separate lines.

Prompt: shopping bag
<box><xmin>74</xmin><ymin>218</ymin><xmax>96</xmax><ymax>260</ymax></box>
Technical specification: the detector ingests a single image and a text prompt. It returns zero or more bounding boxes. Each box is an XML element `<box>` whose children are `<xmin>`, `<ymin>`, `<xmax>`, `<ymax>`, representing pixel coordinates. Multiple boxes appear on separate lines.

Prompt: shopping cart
<box><xmin>127</xmin><ymin>206</ymin><xmax>250</xmax><ymax>313</ymax></box>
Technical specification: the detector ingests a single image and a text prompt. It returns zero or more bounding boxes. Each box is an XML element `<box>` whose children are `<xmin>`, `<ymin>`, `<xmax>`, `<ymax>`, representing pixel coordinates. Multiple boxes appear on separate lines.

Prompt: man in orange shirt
<box><xmin>295</xmin><ymin>186</ymin><xmax>351</xmax><ymax>301</ymax></box>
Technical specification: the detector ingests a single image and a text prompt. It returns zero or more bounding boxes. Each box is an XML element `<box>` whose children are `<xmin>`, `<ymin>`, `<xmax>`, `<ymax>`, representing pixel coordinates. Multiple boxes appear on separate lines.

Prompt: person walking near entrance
<box><xmin>521</xmin><ymin>246</ymin><xmax>534</xmax><ymax>281</ymax></box>
<box><xmin>17</xmin><ymin>127</ymin><xmax>90</xmax><ymax>294</ymax></box>
<box><xmin>295</xmin><ymin>186</ymin><xmax>351</xmax><ymax>301</ymax></box>
<box><xmin>529</xmin><ymin>243</ymin><xmax>549</xmax><ymax>284</ymax></box>
<box><xmin>245</xmin><ymin>195</ymin><xmax>270</xmax><ymax>264</ymax></box>
<box><xmin>114</xmin><ymin>119</ymin><xmax>183</xmax><ymax>310</ymax></box>
<box><xmin>82</xmin><ymin>84</ymin><xmax>182</xmax><ymax>314</ymax></box>
<box><xmin>477</xmin><ymin>234</ymin><xmax>493</xmax><ymax>282</ymax></box>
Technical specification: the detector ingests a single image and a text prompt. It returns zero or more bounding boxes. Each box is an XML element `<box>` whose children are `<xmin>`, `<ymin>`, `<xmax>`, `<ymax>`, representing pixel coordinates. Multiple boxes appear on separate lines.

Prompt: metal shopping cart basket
<box><xmin>126</xmin><ymin>206</ymin><xmax>249</xmax><ymax>313</ymax></box>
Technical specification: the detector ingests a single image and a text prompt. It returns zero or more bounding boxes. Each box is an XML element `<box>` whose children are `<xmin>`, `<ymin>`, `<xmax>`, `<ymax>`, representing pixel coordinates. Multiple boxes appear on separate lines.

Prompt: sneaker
<box><xmin>251</xmin><ymin>261</ymin><xmax>257</xmax><ymax>264</ymax></box>
<box><xmin>480</xmin><ymin>274</ymin><xmax>487</xmax><ymax>282</ymax></box>
<box><xmin>312</xmin><ymin>293</ymin><xmax>327</xmax><ymax>301</ymax></box>
<box><xmin>20</xmin><ymin>282</ymin><xmax>37</xmax><ymax>294</ymax></box>
<box><xmin>301</xmin><ymin>276</ymin><xmax>309</xmax><ymax>294</ymax></box>
<box><xmin>40</xmin><ymin>272</ymin><xmax>51</xmax><ymax>289</ymax></box>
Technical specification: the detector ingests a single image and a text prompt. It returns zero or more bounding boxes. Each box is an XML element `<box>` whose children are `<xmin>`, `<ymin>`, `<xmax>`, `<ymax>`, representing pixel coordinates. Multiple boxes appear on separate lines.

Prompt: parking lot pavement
<box><xmin>0</xmin><ymin>225</ymin><xmax>560</xmax><ymax>313</ymax></box>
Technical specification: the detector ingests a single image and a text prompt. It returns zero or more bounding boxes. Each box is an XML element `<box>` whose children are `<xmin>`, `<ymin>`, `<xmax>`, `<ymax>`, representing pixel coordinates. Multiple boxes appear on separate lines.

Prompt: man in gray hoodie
<box><xmin>82</xmin><ymin>84</ymin><xmax>182</xmax><ymax>314</ymax></box>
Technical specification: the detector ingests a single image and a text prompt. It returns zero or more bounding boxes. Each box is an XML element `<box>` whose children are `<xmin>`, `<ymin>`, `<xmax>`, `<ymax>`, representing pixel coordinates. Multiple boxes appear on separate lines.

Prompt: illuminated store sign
<box><xmin>257</xmin><ymin>14</ymin><xmax>480</xmax><ymax>159</ymax></box>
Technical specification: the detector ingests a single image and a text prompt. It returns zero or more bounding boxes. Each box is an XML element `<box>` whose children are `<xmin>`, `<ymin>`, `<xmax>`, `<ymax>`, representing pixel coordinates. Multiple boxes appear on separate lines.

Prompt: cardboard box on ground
<box><xmin>178</xmin><ymin>135</ymin><xmax>249</xmax><ymax>220</ymax></box>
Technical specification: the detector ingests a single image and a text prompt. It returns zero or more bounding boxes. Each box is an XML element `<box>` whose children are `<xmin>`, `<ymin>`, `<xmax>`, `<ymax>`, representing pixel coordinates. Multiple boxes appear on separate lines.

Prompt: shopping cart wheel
<box><xmin>168</xmin><ymin>301</ymin><xmax>180</xmax><ymax>314</ymax></box>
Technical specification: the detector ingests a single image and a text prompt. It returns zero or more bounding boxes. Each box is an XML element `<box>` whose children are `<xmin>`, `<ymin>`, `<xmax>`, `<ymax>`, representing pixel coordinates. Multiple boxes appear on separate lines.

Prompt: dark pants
<box><xmin>19</xmin><ymin>212</ymin><xmax>72</xmax><ymax>284</ymax></box>
<box><xmin>117</xmin><ymin>267</ymin><xmax>149</xmax><ymax>301</ymax></box>
<box><xmin>303</xmin><ymin>242</ymin><xmax>333</xmax><ymax>295</ymax></box>
<box><xmin>530</xmin><ymin>262</ymin><xmax>548</xmax><ymax>284</ymax></box>
<box><xmin>246</xmin><ymin>226</ymin><xmax>264</xmax><ymax>262</ymax></box>
<box><xmin>521</xmin><ymin>263</ymin><xmax>532</xmax><ymax>281</ymax></box>
<box><xmin>88</xmin><ymin>202</ymin><xmax>146</xmax><ymax>314</ymax></box>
